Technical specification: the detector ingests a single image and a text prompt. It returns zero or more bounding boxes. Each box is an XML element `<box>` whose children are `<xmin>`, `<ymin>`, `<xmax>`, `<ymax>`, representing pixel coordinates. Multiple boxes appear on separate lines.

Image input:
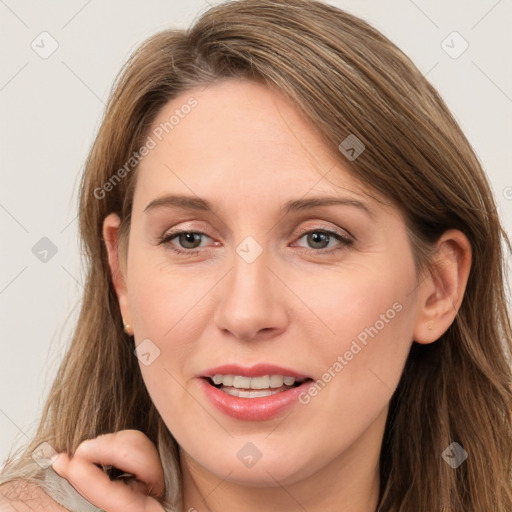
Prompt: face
<box><xmin>108</xmin><ymin>78</ymin><xmax>424</xmax><ymax>487</ymax></box>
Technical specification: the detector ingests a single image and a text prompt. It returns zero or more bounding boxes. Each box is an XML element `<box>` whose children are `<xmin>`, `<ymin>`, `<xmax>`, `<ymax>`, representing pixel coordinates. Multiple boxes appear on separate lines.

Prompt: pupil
<box><xmin>309</xmin><ymin>232</ymin><xmax>328</xmax><ymax>249</ymax></box>
<box><xmin>181</xmin><ymin>232</ymin><xmax>200</xmax><ymax>248</ymax></box>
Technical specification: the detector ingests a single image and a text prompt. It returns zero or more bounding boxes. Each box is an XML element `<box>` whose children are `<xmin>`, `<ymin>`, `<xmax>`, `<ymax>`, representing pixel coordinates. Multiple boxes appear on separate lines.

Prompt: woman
<box><xmin>1</xmin><ymin>0</ymin><xmax>511</xmax><ymax>510</ymax></box>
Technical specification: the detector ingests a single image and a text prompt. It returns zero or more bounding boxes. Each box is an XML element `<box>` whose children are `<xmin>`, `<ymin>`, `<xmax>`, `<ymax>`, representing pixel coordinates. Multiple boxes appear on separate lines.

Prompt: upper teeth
<box><xmin>211</xmin><ymin>374</ymin><xmax>299</xmax><ymax>389</ymax></box>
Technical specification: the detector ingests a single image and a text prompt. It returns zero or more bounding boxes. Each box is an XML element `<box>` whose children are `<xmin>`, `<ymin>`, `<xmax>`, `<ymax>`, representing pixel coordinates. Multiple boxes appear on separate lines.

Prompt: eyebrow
<box><xmin>143</xmin><ymin>194</ymin><xmax>375</xmax><ymax>219</ymax></box>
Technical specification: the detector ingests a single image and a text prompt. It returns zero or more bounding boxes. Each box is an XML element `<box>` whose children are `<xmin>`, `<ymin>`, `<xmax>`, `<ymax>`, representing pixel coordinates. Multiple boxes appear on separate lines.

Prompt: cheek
<box><xmin>127</xmin><ymin>248</ymin><xmax>218</xmax><ymax>339</ymax></box>
<box><xmin>297</xmin><ymin>263</ymin><xmax>412</xmax><ymax>343</ymax></box>
<box><xmin>295</xmin><ymin>259</ymin><xmax>417</xmax><ymax>397</ymax></box>
<box><xmin>288</xmin><ymin>273</ymin><xmax>415</xmax><ymax>461</ymax></box>
<box><xmin>126</xmin><ymin>251</ymin><xmax>231</xmax><ymax>423</ymax></box>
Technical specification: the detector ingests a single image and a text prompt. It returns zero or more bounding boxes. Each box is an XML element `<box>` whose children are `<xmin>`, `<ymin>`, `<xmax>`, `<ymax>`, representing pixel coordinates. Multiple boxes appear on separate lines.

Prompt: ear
<box><xmin>102</xmin><ymin>213</ymin><xmax>132</xmax><ymax>335</ymax></box>
<box><xmin>412</xmin><ymin>229</ymin><xmax>472</xmax><ymax>344</ymax></box>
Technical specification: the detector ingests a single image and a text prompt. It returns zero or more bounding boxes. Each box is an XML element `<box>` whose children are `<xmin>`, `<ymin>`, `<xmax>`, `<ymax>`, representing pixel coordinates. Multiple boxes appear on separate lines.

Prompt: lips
<box><xmin>198</xmin><ymin>363</ymin><xmax>314</xmax><ymax>421</ymax></box>
<box><xmin>199</xmin><ymin>378</ymin><xmax>313</xmax><ymax>421</ymax></box>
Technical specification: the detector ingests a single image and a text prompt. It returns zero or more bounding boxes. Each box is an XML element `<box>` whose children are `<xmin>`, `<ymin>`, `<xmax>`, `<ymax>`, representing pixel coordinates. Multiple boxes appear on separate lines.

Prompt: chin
<box><xmin>188</xmin><ymin>442</ymin><xmax>321</xmax><ymax>488</ymax></box>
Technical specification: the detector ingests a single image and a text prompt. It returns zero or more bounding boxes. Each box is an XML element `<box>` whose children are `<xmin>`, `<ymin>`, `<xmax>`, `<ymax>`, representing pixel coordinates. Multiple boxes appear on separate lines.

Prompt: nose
<box><xmin>213</xmin><ymin>248</ymin><xmax>288</xmax><ymax>342</ymax></box>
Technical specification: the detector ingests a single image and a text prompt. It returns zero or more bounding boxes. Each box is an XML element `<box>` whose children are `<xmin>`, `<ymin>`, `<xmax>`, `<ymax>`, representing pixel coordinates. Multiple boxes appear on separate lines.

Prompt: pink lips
<box><xmin>198</xmin><ymin>363</ymin><xmax>314</xmax><ymax>421</ymax></box>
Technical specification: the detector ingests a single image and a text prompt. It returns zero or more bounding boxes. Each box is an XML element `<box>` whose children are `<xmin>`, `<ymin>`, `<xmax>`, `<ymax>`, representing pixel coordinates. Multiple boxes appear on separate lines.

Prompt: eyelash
<box><xmin>157</xmin><ymin>227</ymin><xmax>353</xmax><ymax>256</ymax></box>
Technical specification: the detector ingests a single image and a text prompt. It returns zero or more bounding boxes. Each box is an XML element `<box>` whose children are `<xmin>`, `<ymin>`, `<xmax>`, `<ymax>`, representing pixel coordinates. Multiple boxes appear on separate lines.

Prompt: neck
<box><xmin>179</xmin><ymin>406</ymin><xmax>387</xmax><ymax>512</ymax></box>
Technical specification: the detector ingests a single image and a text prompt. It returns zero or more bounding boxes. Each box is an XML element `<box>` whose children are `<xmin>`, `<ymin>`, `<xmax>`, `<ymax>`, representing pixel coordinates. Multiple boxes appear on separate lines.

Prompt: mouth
<box><xmin>204</xmin><ymin>374</ymin><xmax>312</xmax><ymax>398</ymax></box>
<box><xmin>198</xmin><ymin>364</ymin><xmax>315</xmax><ymax>420</ymax></box>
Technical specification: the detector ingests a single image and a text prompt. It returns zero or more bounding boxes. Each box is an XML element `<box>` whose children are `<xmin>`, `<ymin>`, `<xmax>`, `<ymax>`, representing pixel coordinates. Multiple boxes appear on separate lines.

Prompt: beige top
<box><xmin>42</xmin><ymin>466</ymin><xmax>102</xmax><ymax>512</ymax></box>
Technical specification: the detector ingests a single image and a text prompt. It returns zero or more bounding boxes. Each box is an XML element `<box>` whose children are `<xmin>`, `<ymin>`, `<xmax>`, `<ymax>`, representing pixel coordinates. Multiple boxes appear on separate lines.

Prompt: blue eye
<box><xmin>158</xmin><ymin>228</ymin><xmax>353</xmax><ymax>256</ymax></box>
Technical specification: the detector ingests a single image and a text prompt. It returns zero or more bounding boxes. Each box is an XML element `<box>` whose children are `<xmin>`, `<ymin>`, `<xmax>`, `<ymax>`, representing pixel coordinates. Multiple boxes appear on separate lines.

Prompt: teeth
<box><xmin>233</xmin><ymin>376</ymin><xmax>252</xmax><ymax>389</ymax></box>
<box><xmin>211</xmin><ymin>374</ymin><xmax>299</xmax><ymax>389</ymax></box>
<box><xmin>222</xmin><ymin>388</ymin><xmax>287</xmax><ymax>398</ymax></box>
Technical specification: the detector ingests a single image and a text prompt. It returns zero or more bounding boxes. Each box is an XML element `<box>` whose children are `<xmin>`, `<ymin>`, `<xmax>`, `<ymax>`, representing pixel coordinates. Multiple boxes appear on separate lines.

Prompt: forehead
<box><xmin>133</xmin><ymin>78</ymin><xmax>374</xmax><ymax>212</ymax></box>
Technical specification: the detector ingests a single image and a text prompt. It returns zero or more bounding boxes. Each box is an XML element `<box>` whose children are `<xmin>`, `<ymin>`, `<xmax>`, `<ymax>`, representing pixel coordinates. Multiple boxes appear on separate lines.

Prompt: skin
<box><xmin>50</xmin><ymin>78</ymin><xmax>471</xmax><ymax>512</ymax></box>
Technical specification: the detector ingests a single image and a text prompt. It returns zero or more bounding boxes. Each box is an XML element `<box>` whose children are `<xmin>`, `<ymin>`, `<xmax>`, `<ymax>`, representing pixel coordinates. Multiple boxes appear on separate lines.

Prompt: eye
<box><xmin>158</xmin><ymin>230</ymin><xmax>212</xmax><ymax>255</ymax></box>
<box><xmin>293</xmin><ymin>228</ymin><xmax>353</xmax><ymax>254</ymax></box>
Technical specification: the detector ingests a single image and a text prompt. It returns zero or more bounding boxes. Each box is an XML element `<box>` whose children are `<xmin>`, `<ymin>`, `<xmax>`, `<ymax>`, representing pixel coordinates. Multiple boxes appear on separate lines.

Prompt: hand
<box><xmin>51</xmin><ymin>429</ymin><xmax>165</xmax><ymax>512</ymax></box>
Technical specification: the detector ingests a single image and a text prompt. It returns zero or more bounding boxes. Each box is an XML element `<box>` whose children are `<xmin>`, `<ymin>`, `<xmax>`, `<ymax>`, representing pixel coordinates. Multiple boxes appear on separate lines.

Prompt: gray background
<box><xmin>1</xmin><ymin>0</ymin><xmax>511</xmax><ymax>465</ymax></box>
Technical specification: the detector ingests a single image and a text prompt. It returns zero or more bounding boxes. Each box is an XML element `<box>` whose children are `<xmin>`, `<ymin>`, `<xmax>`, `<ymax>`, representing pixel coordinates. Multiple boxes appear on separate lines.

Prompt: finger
<box><xmin>75</xmin><ymin>431</ymin><xmax>164</xmax><ymax>498</ymax></box>
<box><xmin>52</xmin><ymin>450</ymin><xmax>162</xmax><ymax>512</ymax></box>
<box><xmin>51</xmin><ymin>451</ymin><xmax>71</xmax><ymax>478</ymax></box>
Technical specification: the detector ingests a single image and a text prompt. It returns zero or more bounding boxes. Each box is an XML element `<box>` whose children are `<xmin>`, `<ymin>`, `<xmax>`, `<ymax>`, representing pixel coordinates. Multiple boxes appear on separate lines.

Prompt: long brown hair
<box><xmin>2</xmin><ymin>1</ymin><xmax>511</xmax><ymax>510</ymax></box>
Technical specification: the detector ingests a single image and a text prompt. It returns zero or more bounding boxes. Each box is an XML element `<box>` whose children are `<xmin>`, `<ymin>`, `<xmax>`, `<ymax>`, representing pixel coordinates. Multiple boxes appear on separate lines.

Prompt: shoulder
<box><xmin>0</xmin><ymin>480</ymin><xmax>69</xmax><ymax>511</ymax></box>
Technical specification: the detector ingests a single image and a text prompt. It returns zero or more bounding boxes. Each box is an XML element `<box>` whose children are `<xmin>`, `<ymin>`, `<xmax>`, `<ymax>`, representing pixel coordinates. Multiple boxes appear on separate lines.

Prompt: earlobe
<box><xmin>102</xmin><ymin>213</ymin><xmax>132</xmax><ymax>332</ymax></box>
<box><xmin>413</xmin><ymin>229</ymin><xmax>472</xmax><ymax>344</ymax></box>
